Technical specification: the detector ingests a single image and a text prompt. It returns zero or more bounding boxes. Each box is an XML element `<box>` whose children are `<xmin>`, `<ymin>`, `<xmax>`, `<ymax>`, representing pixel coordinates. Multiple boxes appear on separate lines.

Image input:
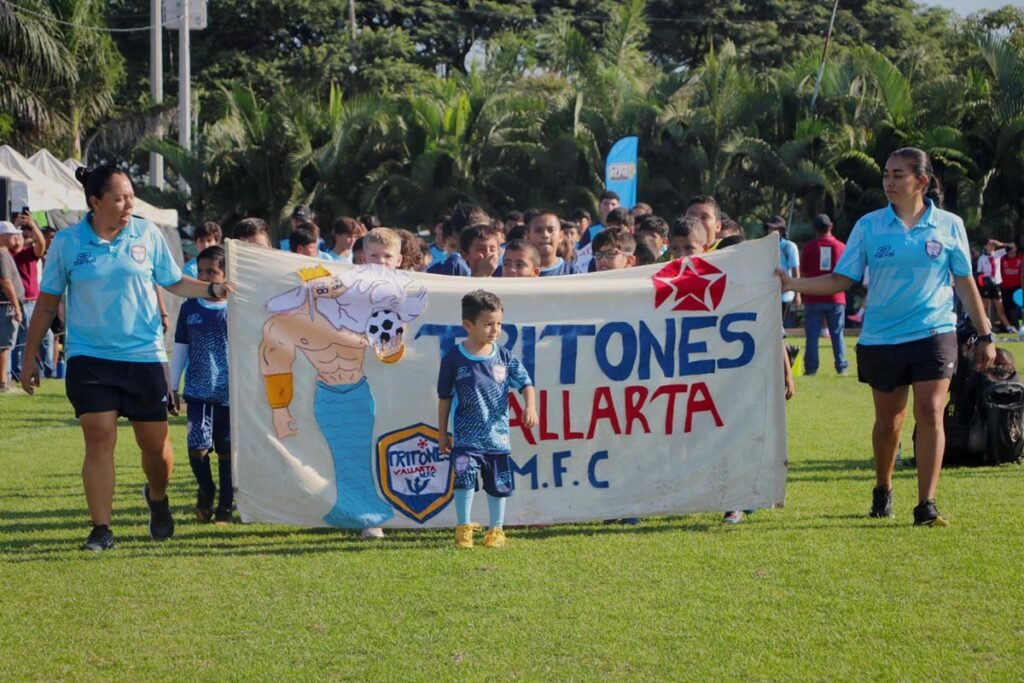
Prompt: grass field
<box><xmin>2</xmin><ymin>340</ymin><xmax>1023</xmax><ymax>681</ymax></box>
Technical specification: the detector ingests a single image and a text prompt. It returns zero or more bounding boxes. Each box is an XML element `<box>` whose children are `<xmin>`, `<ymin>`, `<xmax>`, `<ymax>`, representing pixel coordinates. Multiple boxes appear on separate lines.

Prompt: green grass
<box><xmin>2</xmin><ymin>340</ymin><xmax>1023</xmax><ymax>681</ymax></box>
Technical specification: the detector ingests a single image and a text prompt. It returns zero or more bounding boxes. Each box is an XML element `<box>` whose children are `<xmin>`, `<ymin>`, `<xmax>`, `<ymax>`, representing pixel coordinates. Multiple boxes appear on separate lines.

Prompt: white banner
<box><xmin>227</xmin><ymin>236</ymin><xmax>788</xmax><ymax>528</ymax></box>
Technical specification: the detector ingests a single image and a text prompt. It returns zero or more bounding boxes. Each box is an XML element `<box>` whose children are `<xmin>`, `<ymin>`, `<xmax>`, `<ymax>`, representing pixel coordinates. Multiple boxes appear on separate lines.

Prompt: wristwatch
<box><xmin>977</xmin><ymin>333</ymin><xmax>994</xmax><ymax>343</ymax></box>
<box><xmin>207</xmin><ymin>282</ymin><xmax>218</xmax><ymax>299</ymax></box>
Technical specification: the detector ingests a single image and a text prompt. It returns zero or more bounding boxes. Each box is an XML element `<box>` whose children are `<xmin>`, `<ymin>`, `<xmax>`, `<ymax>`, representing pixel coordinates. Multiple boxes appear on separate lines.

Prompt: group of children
<box><xmin>168</xmin><ymin>193</ymin><xmax>789</xmax><ymax>544</ymax></box>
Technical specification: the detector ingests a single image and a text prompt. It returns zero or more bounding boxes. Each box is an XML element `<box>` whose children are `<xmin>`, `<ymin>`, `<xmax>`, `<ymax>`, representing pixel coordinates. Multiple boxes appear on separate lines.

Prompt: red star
<box><xmin>652</xmin><ymin>257</ymin><xmax>727</xmax><ymax>311</ymax></box>
<box><xmin>418</xmin><ymin>438</ymin><xmax>428</xmax><ymax>449</ymax></box>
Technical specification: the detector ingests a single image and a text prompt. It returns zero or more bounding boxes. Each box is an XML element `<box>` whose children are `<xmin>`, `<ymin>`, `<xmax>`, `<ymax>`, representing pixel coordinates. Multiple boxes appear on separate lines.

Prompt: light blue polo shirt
<box><xmin>835</xmin><ymin>200</ymin><xmax>971</xmax><ymax>346</ymax></box>
<box><xmin>40</xmin><ymin>214</ymin><xmax>183</xmax><ymax>362</ymax></box>
<box><xmin>779</xmin><ymin>238</ymin><xmax>799</xmax><ymax>304</ymax></box>
<box><xmin>183</xmin><ymin>257</ymin><xmax>198</xmax><ymax>278</ymax></box>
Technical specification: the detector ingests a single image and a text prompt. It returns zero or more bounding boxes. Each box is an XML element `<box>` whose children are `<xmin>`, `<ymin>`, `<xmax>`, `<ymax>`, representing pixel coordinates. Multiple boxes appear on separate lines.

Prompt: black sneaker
<box><xmin>81</xmin><ymin>524</ymin><xmax>114</xmax><ymax>551</ymax></box>
<box><xmin>143</xmin><ymin>484</ymin><xmax>175</xmax><ymax>540</ymax></box>
<box><xmin>869</xmin><ymin>486</ymin><xmax>893</xmax><ymax>518</ymax></box>
<box><xmin>913</xmin><ymin>499</ymin><xmax>951</xmax><ymax>527</ymax></box>
<box><xmin>195</xmin><ymin>487</ymin><xmax>215</xmax><ymax>523</ymax></box>
<box><xmin>214</xmin><ymin>507</ymin><xmax>232</xmax><ymax>525</ymax></box>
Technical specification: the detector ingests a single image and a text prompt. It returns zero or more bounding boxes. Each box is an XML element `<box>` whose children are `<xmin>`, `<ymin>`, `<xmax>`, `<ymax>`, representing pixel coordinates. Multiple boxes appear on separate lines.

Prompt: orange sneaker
<box><xmin>455</xmin><ymin>524</ymin><xmax>475</xmax><ymax>549</ymax></box>
<box><xmin>482</xmin><ymin>527</ymin><xmax>506</xmax><ymax>549</ymax></box>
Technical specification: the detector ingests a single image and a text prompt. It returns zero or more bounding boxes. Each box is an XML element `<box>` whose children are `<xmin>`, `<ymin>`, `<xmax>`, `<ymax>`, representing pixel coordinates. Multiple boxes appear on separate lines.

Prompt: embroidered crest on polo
<box><xmin>131</xmin><ymin>245</ymin><xmax>147</xmax><ymax>263</ymax></box>
<box><xmin>925</xmin><ymin>240</ymin><xmax>942</xmax><ymax>258</ymax></box>
<box><xmin>74</xmin><ymin>252</ymin><xmax>95</xmax><ymax>266</ymax></box>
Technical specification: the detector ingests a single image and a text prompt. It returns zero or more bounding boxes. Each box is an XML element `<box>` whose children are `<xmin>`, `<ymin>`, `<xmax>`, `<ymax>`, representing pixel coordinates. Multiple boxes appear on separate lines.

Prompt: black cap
<box><xmin>812</xmin><ymin>214</ymin><xmax>833</xmax><ymax>232</ymax></box>
<box><xmin>291</xmin><ymin>205</ymin><xmax>311</xmax><ymax>220</ymax></box>
<box><xmin>764</xmin><ymin>215</ymin><xmax>786</xmax><ymax>230</ymax></box>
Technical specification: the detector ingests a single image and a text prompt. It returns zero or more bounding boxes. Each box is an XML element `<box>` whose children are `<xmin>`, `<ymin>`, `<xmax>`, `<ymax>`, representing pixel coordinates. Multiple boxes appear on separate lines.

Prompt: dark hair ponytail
<box><xmin>75</xmin><ymin>164</ymin><xmax>129</xmax><ymax>206</ymax></box>
<box><xmin>888</xmin><ymin>147</ymin><xmax>944</xmax><ymax>208</ymax></box>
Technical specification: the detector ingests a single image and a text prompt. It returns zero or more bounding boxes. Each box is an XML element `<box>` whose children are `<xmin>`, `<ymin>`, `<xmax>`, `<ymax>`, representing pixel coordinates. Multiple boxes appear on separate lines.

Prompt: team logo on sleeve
<box><xmin>131</xmin><ymin>245</ymin><xmax>147</xmax><ymax>263</ymax></box>
<box><xmin>925</xmin><ymin>240</ymin><xmax>942</xmax><ymax>259</ymax></box>
<box><xmin>376</xmin><ymin>423</ymin><xmax>453</xmax><ymax>523</ymax></box>
<box><xmin>652</xmin><ymin>257</ymin><xmax>727</xmax><ymax>312</ymax></box>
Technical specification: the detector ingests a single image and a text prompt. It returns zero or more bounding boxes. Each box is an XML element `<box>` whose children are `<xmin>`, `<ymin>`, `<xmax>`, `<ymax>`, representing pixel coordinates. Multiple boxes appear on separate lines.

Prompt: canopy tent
<box><xmin>0</xmin><ymin>146</ymin><xmax>77</xmax><ymax>213</ymax></box>
<box><xmin>0</xmin><ymin>146</ymin><xmax>179</xmax><ymax>227</ymax></box>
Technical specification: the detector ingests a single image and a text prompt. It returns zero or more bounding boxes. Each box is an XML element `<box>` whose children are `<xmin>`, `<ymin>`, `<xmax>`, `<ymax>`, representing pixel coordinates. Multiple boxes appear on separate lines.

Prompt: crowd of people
<box><xmin>4</xmin><ymin>146</ymin><xmax>1000</xmax><ymax>551</ymax></box>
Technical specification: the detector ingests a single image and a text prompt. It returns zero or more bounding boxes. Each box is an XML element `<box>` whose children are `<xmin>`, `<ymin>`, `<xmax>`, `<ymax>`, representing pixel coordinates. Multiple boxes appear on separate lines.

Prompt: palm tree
<box><xmin>0</xmin><ymin>0</ymin><xmax>76</xmax><ymax>145</ymax></box>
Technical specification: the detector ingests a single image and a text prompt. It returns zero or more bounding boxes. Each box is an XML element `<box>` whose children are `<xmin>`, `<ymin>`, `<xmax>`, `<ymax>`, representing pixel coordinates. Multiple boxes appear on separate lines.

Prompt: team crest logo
<box><xmin>652</xmin><ymin>257</ymin><xmax>727</xmax><ymax>312</ymax></box>
<box><xmin>73</xmin><ymin>252</ymin><xmax>95</xmax><ymax>266</ymax></box>
<box><xmin>376</xmin><ymin>423</ymin><xmax>453</xmax><ymax>523</ymax></box>
<box><xmin>493</xmin><ymin>364</ymin><xmax>507</xmax><ymax>383</ymax></box>
<box><xmin>925</xmin><ymin>240</ymin><xmax>942</xmax><ymax>258</ymax></box>
<box><xmin>131</xmin><ymin>245</ymin><xmax>147</xmax><ymax>263</ymax></box>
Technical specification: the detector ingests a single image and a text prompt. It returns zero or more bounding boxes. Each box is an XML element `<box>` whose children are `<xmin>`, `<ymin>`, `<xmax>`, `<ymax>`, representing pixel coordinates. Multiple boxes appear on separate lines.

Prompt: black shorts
<box><xmin>979</xmin><ymin>276</ymin><xmax>1001</xmax><ymax>299</ymax></box>
<box><xmin>856</xmin><ymin>333</ymin><xmax>957</xmax><ymax>393</ymax></box>
<box><xmin>452</xmin><ymin>449</ymin><xmax>514</xmax><ymax>497</ymax></box>
<box><xmin>65</xmin><ymin>356</ymin><xmax>169</xmax><ymax>421</ymax></box>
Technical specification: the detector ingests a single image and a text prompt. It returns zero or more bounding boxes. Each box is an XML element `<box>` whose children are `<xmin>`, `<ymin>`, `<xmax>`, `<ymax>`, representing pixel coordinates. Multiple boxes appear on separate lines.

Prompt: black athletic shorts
<box><xmin>979</xmin><ymin>276</ymin><xmax>1001</xmax><ymax>299</ymax></box>
<box><xmin>65</xmin><ymin>356</ymin><xmax>170</xmax><ymax>421</ymax></box>
<box><xmin>856</xmin><ymin>332</ymin><xmax>957</xmax><ymax>393</ymax></box>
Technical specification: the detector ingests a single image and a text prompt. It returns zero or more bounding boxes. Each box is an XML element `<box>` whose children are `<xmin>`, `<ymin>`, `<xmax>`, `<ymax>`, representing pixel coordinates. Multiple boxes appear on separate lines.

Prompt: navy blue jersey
<box><xmin>427</xmin><ymin>252</ymin><xmax>471</xmax><ymax>276</ymax></box>
<box><xmin>174</xmin><ymin>299</ymin><xmax>229</xmax><ymax>405</ymax></box>
<box><xmin>437</xmin><ymin>343</ymin><xmax>532</xmax><ymax>453</ymax></box>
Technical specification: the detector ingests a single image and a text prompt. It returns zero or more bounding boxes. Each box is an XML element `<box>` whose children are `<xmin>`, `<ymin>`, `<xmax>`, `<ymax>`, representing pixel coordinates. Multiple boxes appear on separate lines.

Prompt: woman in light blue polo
<box><xmin>780</xmin><ymin>148</ymin><xmax>995</xmax><ymax>526</ymax></box>
<box><xmin>19</xmin><ymin>166</ymin><xmax>231</xmax><ymax>551</ymax></box>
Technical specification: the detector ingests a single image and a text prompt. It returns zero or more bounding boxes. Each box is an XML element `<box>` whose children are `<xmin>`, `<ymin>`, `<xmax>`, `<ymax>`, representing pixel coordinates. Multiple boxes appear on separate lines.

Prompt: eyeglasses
<box><xmin>594</xmin><ymin>249</ymin><xmax>634</xmax><ymax>261</ymax></box>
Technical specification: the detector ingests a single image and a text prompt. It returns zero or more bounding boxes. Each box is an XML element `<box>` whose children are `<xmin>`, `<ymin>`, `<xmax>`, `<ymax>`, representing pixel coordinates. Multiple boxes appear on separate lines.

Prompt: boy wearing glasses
<box><xmin>592</xmin><ymin>228</ymin><xmax>636</xmax><ymax>272</ymax></box>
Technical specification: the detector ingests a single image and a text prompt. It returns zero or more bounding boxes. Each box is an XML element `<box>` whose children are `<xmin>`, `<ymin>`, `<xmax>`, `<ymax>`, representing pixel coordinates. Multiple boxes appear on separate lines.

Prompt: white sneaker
<box><xmin>360</xmin><ymin>527</ymin><xmax>384</xmax><ymax>539</ymax></box>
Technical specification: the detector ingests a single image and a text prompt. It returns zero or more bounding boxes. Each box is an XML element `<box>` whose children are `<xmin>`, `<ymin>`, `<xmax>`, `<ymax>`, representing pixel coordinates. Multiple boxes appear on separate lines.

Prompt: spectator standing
<box><xmin>0</xmin><ymin>221</ymin><xmax>24</xmax><ymax>391</ymax></box>
<box><xmin>10</xmin><ymin>212</ymin><xmax>53</xmax><ymax>380</ymax></box>
<box><xmin>977</xmin><ymin>239</ymin><xmax>1015</xmax><ymax>332</ymax></box>
<box><xmin>765</xmin><ymin>215</ymin><xmax>801</xmax><ymax>328</ymax></box>
<box><xmin>999</xmin><ymin>241</ymin><xmax>1022</xmax><ymax>325</ymax></box>
<box><xmin>801</xmin><ymin>214</ymin><xmax>849</xmax><ymax>376</ymax></box>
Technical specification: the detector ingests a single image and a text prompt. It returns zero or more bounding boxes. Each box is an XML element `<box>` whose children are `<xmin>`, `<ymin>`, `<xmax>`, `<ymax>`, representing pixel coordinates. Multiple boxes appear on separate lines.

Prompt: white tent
<box><xmin>4</xmin><ymin>146</ymin><xmax>179</xmax><ymax>227</ymax></box>
<box><xmin>0</xmin><ymin>146</ymin><xmax>77</xmax><ymax>212</ymax></box>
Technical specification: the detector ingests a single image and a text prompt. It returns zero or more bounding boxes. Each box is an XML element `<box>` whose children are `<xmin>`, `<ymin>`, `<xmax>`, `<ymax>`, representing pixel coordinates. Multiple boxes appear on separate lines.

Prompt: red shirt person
<box><xmin>9</xmin><ymin>213</ymin><xmax>50</xmax><ymax>379</ymax></box>
<box><xmin>999</xmin><ymin>242</ymin><xmax>1022</xmax><ymax>324</ymax></box>
<box><xmin>800</xmin><ymin>214</ymin><xmax>849</xmax><ymax>375</ymax></box>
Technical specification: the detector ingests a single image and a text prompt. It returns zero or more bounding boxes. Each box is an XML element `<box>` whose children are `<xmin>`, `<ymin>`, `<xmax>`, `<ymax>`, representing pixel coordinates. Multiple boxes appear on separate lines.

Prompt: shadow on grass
<box><xmin>0</xmin><ymin>515</ymin><xmax>725</xmax><ymax>561</ymax></box>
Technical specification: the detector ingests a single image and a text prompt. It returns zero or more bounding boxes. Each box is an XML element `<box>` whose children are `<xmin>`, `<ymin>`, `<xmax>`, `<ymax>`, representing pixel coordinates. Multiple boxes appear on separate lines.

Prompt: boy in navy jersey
<box><xmin>437</xmin><ymin>290</ymin><xmax>537</xmax><ymax>548</ymax></box>
<box><xmin>170</xmin><ymin>246</ymin><xmax>233</xmax><ymax>523</ymax></box>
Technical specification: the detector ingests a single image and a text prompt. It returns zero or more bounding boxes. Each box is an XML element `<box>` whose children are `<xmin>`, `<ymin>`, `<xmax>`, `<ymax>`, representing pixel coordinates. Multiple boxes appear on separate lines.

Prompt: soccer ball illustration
<box><xmin>366</xmin><ymin>309</ymin><xmax>406</xmax><ymax>363</ymax></box>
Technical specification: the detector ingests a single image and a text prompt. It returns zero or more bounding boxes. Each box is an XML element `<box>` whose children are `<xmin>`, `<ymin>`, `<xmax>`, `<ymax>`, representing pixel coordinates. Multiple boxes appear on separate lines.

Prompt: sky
<box><xmin>925</xmin><ymin>0</ymin><xmax>1017</xmax><ymax>14</ymax></box>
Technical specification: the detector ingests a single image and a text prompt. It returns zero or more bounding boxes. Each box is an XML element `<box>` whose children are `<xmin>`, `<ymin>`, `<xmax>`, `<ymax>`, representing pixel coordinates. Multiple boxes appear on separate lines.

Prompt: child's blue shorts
<box><xmin>452</xmin><ymin>449</ymin><xmax>514</xmax><ymax>497</ymax></box>
<box><xmin>186</xmin><ymin>400</ymin><xmax>231</xmax><ymax>454</ymax></box>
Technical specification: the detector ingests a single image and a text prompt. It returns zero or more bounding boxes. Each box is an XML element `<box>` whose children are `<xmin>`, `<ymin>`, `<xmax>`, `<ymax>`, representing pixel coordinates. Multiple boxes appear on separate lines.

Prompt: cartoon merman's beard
<box><xmin>265</xmin><ymin>264</ymin><xmax>428</xmax><ymax>333</ymax></box>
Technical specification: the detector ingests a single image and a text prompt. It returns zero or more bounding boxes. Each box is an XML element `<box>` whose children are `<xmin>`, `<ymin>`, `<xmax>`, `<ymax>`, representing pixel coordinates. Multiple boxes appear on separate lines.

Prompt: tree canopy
<box><xmin>2</xmin><ymin>0</ymin><xmax>1023</xmax><ymax>241</ymax></box>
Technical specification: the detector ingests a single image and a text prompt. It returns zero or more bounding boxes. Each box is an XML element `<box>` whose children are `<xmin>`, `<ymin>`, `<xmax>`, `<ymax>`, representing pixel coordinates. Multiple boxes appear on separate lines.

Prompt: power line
<box><xmin>4</xmin><ymin>0</ymin><xmax>185</xmax><ymax>34</ymax></box>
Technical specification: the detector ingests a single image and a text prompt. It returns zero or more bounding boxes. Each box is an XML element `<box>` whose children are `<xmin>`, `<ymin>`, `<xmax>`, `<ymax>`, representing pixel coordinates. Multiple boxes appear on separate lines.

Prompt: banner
<box><xmin>227</xmin><ymin>236</ymin><xmax>788</xmax><ymax>528</ymax></box>
<box><xmin>605</xmin><ymin>136</ymin><xmax>639</xmax><ymax>210</ymax></box>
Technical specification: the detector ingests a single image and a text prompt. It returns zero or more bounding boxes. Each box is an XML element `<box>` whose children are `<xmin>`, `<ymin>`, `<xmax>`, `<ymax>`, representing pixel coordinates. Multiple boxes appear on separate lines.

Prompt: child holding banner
<box><xmin>170</xmin><ymin>246</ymin><xmax>233</xmax><ymax>523</ymax></box>
<box><xmin>437</xmin><ymin>290</ymin><xmax>537</xmax><ymax>548</ymax></box>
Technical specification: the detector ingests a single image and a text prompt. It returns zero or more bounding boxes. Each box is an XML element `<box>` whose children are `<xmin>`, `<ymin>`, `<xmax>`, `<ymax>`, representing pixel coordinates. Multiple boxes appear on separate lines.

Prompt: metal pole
<box><xmin>178</xmin><ymin>0</ymin><xmax>191</xmax><ymax>191</ymax></box>
<box><xmin>150</xmin><ymin>0</ymin><xmax>163</xmax><ymax>188</ymax></box>
<box><xmin>348</xmin><ymin>0</ymin><xmax>356</xmax><ymax>43</ymax></box>
<box><xmin>809</xmin><ymin>0</ymin><xmax>841</xmax><ymax>116</ymax></box>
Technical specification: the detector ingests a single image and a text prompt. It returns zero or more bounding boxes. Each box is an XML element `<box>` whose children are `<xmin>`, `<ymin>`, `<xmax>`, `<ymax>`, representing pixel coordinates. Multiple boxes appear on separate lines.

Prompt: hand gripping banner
<box><xmin>226</xmin><ymin>236</ymin><xmax>788</xmax><ymax>528</ymax></box>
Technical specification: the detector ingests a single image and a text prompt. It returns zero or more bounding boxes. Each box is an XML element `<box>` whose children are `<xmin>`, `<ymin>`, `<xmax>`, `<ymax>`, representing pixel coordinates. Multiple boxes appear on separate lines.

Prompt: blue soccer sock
<box><xmin>487</xmin><ymin>495</ymin><xmax>505</xmax><ymax>529</ymax></box>
<box><xmin>454</xmin><ymin>488</ymin><xmax>474</xmax><ymax>525</ymax></box>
